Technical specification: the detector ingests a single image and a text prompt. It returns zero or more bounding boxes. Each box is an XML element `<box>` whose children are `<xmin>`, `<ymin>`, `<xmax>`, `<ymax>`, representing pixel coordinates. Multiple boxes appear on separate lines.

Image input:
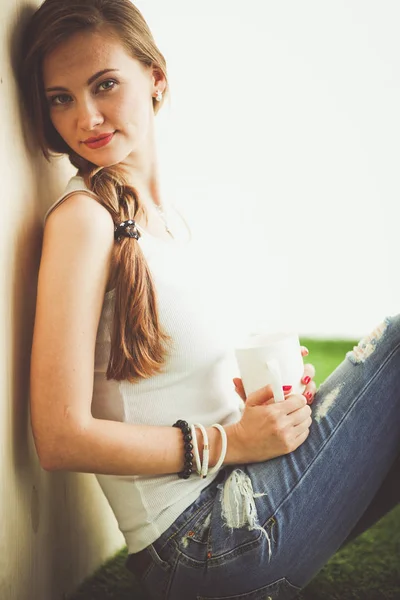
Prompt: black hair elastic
<box><xmin>114</xmin><ymin>219</ymin><xmax>141</xmax><ymax>242</ymax></box>
<box><xmin>172</xmin><ymin>420</ymin><xmax>194</xmax><ymax>479</ymax></box>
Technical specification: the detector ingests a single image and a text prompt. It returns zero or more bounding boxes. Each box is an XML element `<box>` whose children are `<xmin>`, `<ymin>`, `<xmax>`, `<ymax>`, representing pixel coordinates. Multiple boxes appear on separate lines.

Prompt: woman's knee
<box><xmin>346</xmin><ymin>315</ymin><xmax>399</xmax><ymax>366</ymax></box>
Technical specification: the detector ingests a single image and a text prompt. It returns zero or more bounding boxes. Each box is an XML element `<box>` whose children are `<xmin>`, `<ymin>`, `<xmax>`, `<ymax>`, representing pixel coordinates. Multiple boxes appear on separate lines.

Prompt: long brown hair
<box><xmin>20</xmin><ymin>0</ymin><xmax>171</xmax><ymax>382</ymax></box>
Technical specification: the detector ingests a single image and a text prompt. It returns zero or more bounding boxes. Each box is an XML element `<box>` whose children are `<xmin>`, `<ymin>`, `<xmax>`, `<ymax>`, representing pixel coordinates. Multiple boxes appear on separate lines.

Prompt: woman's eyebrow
<box><xmin>45</xmin><ymin>68</ymin><xmax>120</xmax><ymax>92</ymax></box>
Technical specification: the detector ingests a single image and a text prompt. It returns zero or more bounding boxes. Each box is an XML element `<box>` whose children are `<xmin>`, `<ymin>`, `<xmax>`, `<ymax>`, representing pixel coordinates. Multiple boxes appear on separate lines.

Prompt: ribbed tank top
<box><xmin>43</xmin><ymin>175</ymin><xmax>241</xmax><ymax>553</ymax></box>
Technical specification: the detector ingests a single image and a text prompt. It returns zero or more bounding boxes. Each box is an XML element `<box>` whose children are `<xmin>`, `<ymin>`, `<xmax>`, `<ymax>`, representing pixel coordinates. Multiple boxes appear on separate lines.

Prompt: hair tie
<box><xmin>114</xmin><ymin>219</ymin><xmax>141</xmax><ymax>242</ymax></box>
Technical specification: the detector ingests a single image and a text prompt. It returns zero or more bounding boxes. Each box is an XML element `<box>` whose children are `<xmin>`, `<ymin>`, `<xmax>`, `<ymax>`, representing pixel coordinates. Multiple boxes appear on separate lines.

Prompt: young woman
<box><xmin>21</xmin><ymin>1</ymin><xmax>399</xmax><ymax>598</ymax></box>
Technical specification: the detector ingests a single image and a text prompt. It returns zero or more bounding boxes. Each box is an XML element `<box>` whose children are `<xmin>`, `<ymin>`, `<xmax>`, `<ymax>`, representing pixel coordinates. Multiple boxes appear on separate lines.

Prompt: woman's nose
<box><xmin>77</xmin><ymin>101</ymin><xmax>104</xmax><ymax>131</ymax></box>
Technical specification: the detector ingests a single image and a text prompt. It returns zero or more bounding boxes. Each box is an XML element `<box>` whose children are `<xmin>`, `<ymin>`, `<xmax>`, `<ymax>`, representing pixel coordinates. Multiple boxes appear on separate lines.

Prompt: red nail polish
<box><xmin>303</xmin><ymin>376</ymin><xmax>311</xmax><ymax>385</ymax></box>
<box><xmin>283</xmin><ymin>385</ymin><xmax>292</xmax><ymax>391</ymax></box>
<box><xmin>305</xmin><ymin>391</ymin><xmax>313</xmax><ymax>400</ymax></box>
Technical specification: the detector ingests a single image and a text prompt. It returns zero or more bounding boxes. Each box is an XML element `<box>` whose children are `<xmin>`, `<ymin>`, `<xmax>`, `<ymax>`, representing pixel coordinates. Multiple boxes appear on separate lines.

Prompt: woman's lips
<box><xmin>83</xmin><ymin>132</ymin><xmax>115</xmax><ymax>149</ymax></box>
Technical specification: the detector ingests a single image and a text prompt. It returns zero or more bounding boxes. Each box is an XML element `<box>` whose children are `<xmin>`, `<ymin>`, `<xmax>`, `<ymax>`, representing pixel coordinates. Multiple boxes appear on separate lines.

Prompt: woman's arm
<box><xmin>30</xmin><ymin>191</ymin><xmax>115</xmax><ymax>469</ymax></box>
<box><xmin>30</xmin><ymin>192</ymin><xmax>239</xmax><ymax>474</ymax></box>
<box><xmin>49</xmin><ymin>416</ymin><xmax>240</xmax><ymax>475</ymax></box>
<box><xmin>30</xmin><ymin>193</ymin><xmax>310</xmax><ymax>475</ymax></box>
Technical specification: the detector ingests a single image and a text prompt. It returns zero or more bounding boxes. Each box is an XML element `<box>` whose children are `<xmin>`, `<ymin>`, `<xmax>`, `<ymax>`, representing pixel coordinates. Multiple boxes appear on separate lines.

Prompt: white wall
<box><xmin>141</xmin><ymin>0</ymin><xmax>400</xmax><ymax>339</ymax></box>
<box><xmin>1</xmin><ymin>3</ymin><xmax>124</xmax><ymax>600</ymax></box>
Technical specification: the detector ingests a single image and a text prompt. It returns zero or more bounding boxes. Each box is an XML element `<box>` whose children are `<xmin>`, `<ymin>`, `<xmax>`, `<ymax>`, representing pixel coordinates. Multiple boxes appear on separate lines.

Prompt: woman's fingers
<box><xmin>301</xmin><ymin>362</ymin><xmax>317</xmax><ymax>404</ymax></box>
<box><xmin>302</xmin><ymin>363</ymin><xmax>316</xmax><ymax>381</ymax></box>
<box><xmin>303</xmin><ymin>380</ymin><xmax>317</xmax><ymax>405</ymax></box>
<box><xmin>289</xmin><ymin>404</ymin><xmax>312</xmax><ymax>427</ymax></box>
<box><xmin>300</xmin><ymin>346</ymin><xmax>317</xmax><ymax>405</ymax></box>
<box><xmin>233</xmin><ymin>378</ymin><xmax>246</xmax><ymax>401</ymax></box>
<box><xmin>294</xmin><ymin>426</ymin><xmax>311</xmax><ymax>446</ymax></box>
<box><xmin>294</xmin><ymin>413</ymin><xmax>313</xmax><ymax>433</ymax></box>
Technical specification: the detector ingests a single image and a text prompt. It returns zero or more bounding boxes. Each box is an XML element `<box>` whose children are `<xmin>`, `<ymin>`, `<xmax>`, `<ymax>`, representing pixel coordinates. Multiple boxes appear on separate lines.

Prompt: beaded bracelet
<box><xmin>172</xmin><ymin>420</ymin><xmax>194</xmax><ymax>479</ymax></box>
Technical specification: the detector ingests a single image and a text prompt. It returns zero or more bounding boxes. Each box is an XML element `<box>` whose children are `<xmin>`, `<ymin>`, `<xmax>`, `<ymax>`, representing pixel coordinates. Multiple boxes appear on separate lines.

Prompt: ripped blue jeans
<box><xmin>128</xmin><ymin>316</ymin><xmax>400</xmax><ymax>599</ymax></box>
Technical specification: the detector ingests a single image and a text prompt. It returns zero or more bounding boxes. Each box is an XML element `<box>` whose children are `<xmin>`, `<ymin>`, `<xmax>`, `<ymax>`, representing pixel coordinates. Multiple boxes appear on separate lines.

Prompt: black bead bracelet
<box><xmin>172</xmin><ymin>419</ymin><xmax>194</xmax><ymax>479</ymax></box>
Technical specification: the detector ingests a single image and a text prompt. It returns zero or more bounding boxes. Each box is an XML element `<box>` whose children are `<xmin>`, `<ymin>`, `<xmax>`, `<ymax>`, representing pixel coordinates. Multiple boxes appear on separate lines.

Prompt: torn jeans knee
<box><xmin>347</xmin><ymin>318</ymin><xmax>391</xmax><ymax>365</ymax></box>
<box><xmin>220</xmin><ymin>469</ymin><xmax>273</xmax><ymax>559</ymax></box>
<box><xmin>314</xmin><ymin>317</ymin><xmax>392</xmax><ymax>421</ymax></box>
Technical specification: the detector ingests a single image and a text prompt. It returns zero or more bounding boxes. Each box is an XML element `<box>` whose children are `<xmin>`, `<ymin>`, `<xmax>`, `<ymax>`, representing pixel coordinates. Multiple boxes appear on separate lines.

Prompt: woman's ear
<box><xmin>151</xmin><ymin>65</ymin><xmax>167</xmax><ymax>94</ymax></box>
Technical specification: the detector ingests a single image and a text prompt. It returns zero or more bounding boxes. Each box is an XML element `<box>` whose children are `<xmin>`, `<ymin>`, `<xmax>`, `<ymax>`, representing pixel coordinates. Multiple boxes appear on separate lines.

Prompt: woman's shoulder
<box><xmin>42</xmin><ymin>183</ymin><xmax>115</xmax><ymax>294</ymax></box>
<box><xmin>42</xmin><ymin>175</ymin><xmax>115</xmax><ymax>264</ymax></box>
<box><xmin>43</xmin><ymin>174</ymin><xmax>99</xmax><ymax>225</ymax></box>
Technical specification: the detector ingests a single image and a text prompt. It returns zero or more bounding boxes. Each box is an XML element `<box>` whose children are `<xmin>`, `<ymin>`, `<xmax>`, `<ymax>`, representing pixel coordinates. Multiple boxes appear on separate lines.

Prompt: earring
<box><xmin>155</xmin><ymin>89</ymin><xmax>163</xmax><ymax>102</ymax></box>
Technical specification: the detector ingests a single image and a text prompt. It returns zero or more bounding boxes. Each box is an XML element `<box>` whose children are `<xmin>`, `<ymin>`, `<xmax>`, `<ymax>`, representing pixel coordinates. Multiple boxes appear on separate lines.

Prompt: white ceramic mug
<box><xmin>234</xmin><ymin>332</ymin><xmax>306</xmax><ymax>402</ymax></box>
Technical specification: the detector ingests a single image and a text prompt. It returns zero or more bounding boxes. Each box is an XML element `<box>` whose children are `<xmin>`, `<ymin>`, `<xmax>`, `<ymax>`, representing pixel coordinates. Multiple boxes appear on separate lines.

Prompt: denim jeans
<box><xmin>127</xmin><ymin>316</ymin><xmax>400</xmax><ymax>599</ymax></box>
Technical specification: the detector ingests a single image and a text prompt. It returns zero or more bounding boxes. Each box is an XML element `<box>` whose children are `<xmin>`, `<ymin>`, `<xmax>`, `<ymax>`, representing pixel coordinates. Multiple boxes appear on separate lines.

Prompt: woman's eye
<box><xmin>97</xmin><ymin>79</ymin><xmax>116</xmax><ymax>92</ymax></box>
<box><xmin>49</xmin><ymin>94</ymin><xmax>71</xmax><ymax>106</ymax></box>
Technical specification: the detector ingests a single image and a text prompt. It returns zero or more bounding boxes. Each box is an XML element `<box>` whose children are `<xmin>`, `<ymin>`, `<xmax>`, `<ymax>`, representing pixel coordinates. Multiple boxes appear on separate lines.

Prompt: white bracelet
<box><xmin>190</xmin><ymin>424</ymin><xmax>202</xmax><ymax>475</ymax></box>
<box><xmin>193</xmin><ymin>423</ymin><xmax>209</xmax><ymax>478</ymax></box>
<box><xmin>208</xmin><ymin>424</ymin><xmax>227</xmax><ymax>475</ymax></box>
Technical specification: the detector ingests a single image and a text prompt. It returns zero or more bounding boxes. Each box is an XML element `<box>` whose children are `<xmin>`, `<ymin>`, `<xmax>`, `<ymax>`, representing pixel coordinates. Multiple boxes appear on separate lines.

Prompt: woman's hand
<box><xmin>226</xmin><ymin>385</ymin><xmax>312</xmax><ymax>464</ymax></box>
<box><xmin>226</xmin><ymin>345</ymin><xmax>316</xmax><ymax>463</ymax></box>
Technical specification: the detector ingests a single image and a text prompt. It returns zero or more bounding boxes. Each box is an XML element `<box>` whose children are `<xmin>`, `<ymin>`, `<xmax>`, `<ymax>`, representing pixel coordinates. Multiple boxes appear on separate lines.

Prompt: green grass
<box><xmin>68</xmin><ymin>339</ymin><xmax>400</xmax><ymax>600</ymax></box>
<box><xmin>300</xmin><ymin>338</ymin><xmax>356</xmax><ymax>386</ymax></box>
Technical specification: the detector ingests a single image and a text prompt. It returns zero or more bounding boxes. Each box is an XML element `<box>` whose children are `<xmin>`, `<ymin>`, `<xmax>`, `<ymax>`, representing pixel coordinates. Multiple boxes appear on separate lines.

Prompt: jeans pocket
<box><xmin>196</xmin><ymin>576</ymin><xmax>302</xmax><ymax>600</ymax></box>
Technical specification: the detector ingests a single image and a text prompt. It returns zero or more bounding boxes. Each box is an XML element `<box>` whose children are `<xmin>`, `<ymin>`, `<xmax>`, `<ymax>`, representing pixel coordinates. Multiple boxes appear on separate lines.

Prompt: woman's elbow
<box><xmin>31</xmin><ymin>428</ymin><xmax>62</xmax><ymax>471</ymax></box>
<box><xmin>38</xmin><ymin>450</ymin><xmax>59</xmax><ymax>472</ymax></box>
<box><xmin>30</xmin><ymin>415</ymin><xmax>87</xmax><ymax>472</ymax></box>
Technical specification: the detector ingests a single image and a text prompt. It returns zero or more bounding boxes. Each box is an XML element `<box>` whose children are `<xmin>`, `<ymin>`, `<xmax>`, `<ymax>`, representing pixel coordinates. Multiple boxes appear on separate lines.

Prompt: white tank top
<box><xmin>44</xmin><ymin>175</ymin><xmax>241</xmax><ymax>553</ymax></box>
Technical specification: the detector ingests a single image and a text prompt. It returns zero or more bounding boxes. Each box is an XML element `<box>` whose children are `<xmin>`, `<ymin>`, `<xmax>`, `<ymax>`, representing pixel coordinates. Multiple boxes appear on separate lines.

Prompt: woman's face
<box><xmin>42</xmin><ymin>28</ymin><xmax>161</xmax><ymax>167</ymax></box>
